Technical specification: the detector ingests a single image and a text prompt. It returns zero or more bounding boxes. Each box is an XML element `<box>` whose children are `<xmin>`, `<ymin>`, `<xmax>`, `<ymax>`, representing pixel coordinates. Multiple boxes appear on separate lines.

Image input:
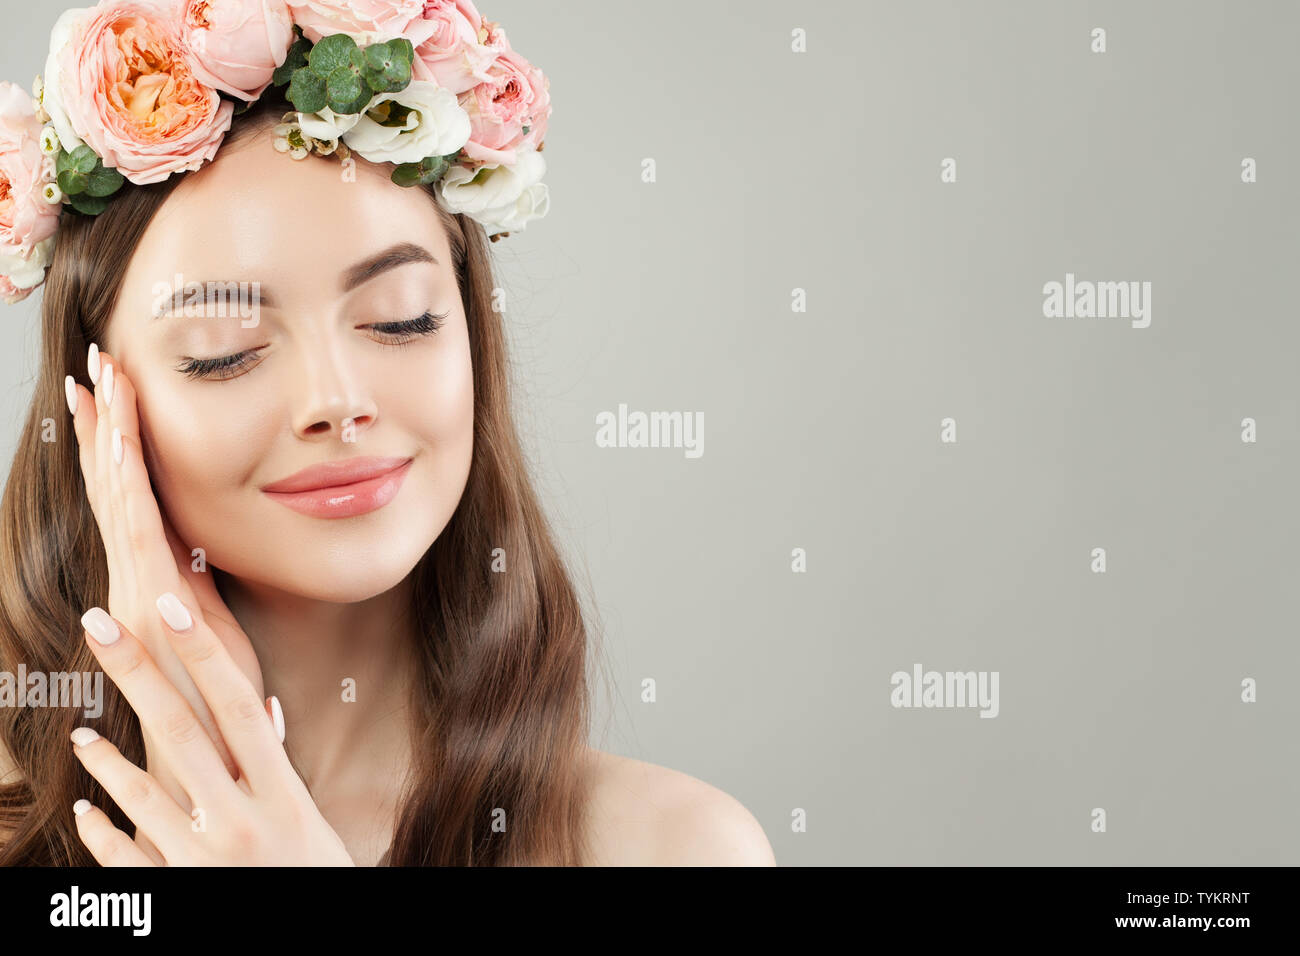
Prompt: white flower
<box><xmin>40</xmin><ymin>7</ymin><xmax>91</xmax><ymax>154</ymax></box>
<box><xmin>272</xmin><ymin>117</ymin><xmax>311</xmax><ymax>160</ymax></box>
<box><xmin>342</xmin><ymin>80</ymin><xmax>470</xmax><ymax>166</ymax></box>
<box><xmin>38</xmin><ymin>126</ymin><xmax>61</xmax><ymax>156</ymax></box>
<box><xmin>296</xmin><ymin>106</ymin><xmax>360</xmax><ymax>143</ymax></box>
<box><xmin>437</xmin><ymin>149</ymin><xmax>549</xmax><ymax>236</ymax></box>
<box><xmin>0</xmin><ymin>235</ymin><xmax>57</xmax><ymax>290</ymax></box>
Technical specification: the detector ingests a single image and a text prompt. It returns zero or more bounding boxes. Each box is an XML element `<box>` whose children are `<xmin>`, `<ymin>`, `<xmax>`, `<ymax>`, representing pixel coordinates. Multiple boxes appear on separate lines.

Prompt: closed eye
<box><xmin>176</xmin><ymin>310</ymin><xmax>448</xmax><ymax>381</ymax></box>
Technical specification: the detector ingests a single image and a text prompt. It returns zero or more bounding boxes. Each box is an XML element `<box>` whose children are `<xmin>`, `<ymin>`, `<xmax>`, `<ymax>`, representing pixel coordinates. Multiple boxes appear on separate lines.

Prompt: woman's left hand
<box><xmin>70</xmin><ymin>604</ymin><xmax>355</xmax><ymax>866</ymax></box>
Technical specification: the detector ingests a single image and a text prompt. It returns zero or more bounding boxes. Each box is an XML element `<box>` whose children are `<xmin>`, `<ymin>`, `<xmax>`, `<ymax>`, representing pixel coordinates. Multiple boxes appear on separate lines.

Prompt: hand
<box><xmin>69</xmin><ymin>605</ymin><xmax>354</xmax><ymax>865</ymax></box>
<box><xmin>67</xmin><ymin>345</ymin><xmax>265</xmax><ymax>857</ymax></box>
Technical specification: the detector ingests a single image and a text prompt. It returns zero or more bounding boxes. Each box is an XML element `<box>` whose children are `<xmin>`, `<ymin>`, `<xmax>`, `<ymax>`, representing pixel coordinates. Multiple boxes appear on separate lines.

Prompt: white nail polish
<box><xmin>73</xmin><ymin>799</ymin><xmax>92</xmax><ymax>816</ymax></box>
<box><xmin>102</xmin><ymin>363</ymin><xmax>114</xmax><ymax>407</ymax></box>
<box><xmin>155</xmin><ymin>591</ymin><xmax>193</xmax><ymax>632</ymax></box>
<box><xmin>81</xmin><ymin>607</ymin><xmax>119</xmax><ymax>645</ymax></box>
<box><xmin>87</xmin><ymin>343</ymin><xmax>100</xmax><ymax>385</ymax></box>
<box><xmin>270</xmin><ymin>695</ymin><xmax>285</xmax><ymax>743</ymax></box>
<box><xmin>65</xmin><ymin>375</ymin><xmax>77</xmax><ymax>416</ymax></box>
<box><xmin>70</xmin><ymin>727</ymin><xmax>99</xmax><ymax>747</ymax></box>
<box><xmin>111</xmin><ymin>427</ymin><xmax>122</xmax><ymax>465</ymax></box>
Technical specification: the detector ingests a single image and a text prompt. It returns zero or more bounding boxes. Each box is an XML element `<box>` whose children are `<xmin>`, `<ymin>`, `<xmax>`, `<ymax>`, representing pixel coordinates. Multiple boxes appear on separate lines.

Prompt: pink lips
<box><xmin>261</xmin><ymin>456</ymin><xmax>413</xmax><ymax>519</ymax></box>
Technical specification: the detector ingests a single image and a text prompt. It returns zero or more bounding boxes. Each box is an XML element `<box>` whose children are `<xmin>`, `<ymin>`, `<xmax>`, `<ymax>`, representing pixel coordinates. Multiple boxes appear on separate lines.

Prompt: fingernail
<box><xmin>111</xmin><ymin>427</ymin><xmax>122</xmax><ymax>465</ymax></box>
<box><xmin>269</xmin><ymin>695</ymin><xmax>285</xmax><ymax>743</ymax></box>
<box><xmin>81</xmin><ymin>607</ymin><xmax>119</xmax><ymax>645</ymax></box>
<box><xmin>155</xmin><ymin>591</ymin><xmax>193</xmax><ymax>632</ymax></box>
<box><xmin>73</xmin><ymin>799</ymin><xmax>92</xmax><ymax>816</ymax></box>
<box><xmin>87</xmin><ymin>343</ymin><xmax>100</xmax><ymax>385</ymax></box>
<box><xmin>70</xmin><ymin>727</ymin><xmax>99</xmax><ymax>747</ymax></box>
<box><xmin>64</xmin><ymin>374</ymin><xmax>77</xmax><ymax>416</ymax></box>
<box><xmin>102</xmin><ymin>362</ymin><xmax>114</xmax><ymax>407</ymax></box>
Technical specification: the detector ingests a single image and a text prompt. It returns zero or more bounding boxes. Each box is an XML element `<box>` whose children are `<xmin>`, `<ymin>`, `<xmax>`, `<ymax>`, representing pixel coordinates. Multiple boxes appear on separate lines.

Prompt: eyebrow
<box><xmin>151</xmin><ymin>242</ymin><xmax>438</xmax><ymax>319</ymax></box>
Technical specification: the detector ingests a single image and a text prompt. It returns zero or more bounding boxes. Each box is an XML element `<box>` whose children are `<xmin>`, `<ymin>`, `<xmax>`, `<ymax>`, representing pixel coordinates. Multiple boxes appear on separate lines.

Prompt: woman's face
<box><xmin>103</xmin><ymin>133</ymin><xmax>474</xmax><ymax>603</ymax></box>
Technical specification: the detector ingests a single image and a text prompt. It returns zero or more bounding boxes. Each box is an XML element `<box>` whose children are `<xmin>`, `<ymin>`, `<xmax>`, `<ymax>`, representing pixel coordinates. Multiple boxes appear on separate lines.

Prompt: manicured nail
<box><xmin>73</xmin><ymin>799</ymin><xmax>92</xmax><ymax>816</ymax></box>
<box><xmin>87</xmin><ymin>343</ymin><xmax>100</xmax><ymax>385</ymax></box>
<box><xmin>155</xmin><ymin>591</ymin><xmax>193</xmax><ymax>632</ymax></box>
<box><xmin>101</xmin><ymin>362</ymin><xmax>114</xmax><ymax>407</ymax></box>
<box><xmin>81</xmin><ymin>607</ymin><xmax>119</xmax><ymax>645</ymax></box>
<box><xmin>269</xmin><ymin>695</ymin><xmax>285</xmax><ymax>743</ymax></box>
<box><xmin>64</xmin><ymin>375</ymin><xmax>77</xmax><ymax>416</ymax></box>
<box><xmin>70</xmin><ymin>727</ymin><xmax>99</xmax><ymax>747</ymax></box>
<box><xmin>111</xmin><ymin>427</ymin><xmax>122</xmax><ymax>465</ymax></box>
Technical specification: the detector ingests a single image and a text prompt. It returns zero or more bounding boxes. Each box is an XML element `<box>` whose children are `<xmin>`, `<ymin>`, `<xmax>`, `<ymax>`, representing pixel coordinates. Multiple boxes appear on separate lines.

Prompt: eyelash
<box><xmin>177</xmin><ymin>311</ymin><xmax>448</xmax><ymax>381</ymax></box>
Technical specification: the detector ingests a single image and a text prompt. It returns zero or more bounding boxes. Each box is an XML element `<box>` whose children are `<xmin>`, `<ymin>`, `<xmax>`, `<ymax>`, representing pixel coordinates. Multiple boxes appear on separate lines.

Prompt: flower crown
<box><xmin>0</xmin><ymin>0</ymin><xmax>551</xmax><ymax>305</ymax></box>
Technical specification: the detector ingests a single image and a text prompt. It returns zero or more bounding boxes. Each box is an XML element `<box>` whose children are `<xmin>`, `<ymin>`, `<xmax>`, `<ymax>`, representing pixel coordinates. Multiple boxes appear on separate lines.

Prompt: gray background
<box><xmin>4</xmin><ymin>1</ymin><xmax>1297</xmax><ymax>865</ymax></box>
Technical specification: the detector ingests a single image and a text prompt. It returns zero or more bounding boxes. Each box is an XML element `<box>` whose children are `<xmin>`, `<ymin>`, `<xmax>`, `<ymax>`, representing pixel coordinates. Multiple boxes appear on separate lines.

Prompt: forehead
<box><xmin>116</xmin><ymin>137</ymin><xmax>452</xmax><ymax>322</ymax></box>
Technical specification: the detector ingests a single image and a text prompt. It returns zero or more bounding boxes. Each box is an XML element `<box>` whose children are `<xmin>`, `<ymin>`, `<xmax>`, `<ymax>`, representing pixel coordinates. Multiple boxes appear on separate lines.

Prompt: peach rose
<box><xmin>284</xmin><ymin>0</ymin><xmax>434</xmax><ymax>46</ymax></box>
<box><xmin>459</xmin><ymin>45</ymin><xmax>549</xmax><ymax>166</ymax></box>
<box><xmin>409</xmin><ymin>0</ymin><xmax>495</xmax><ymax>95</ymax></box>
<box><xmin>52</xmin><ymin>0</ymin><xmax>234</xmax><ymax>185</ymax></box>
<box><xmin>180</xmin><ymin>0</ymin><xmax>295</xmax><ymax>102</ymax></box>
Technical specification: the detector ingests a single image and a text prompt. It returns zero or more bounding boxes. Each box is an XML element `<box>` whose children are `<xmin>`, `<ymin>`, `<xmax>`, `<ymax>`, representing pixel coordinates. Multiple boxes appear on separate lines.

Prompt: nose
<box><xmin>293</xmin><ymin>334</ymin><xmax>379</xmax><ymax>442</ymax></box>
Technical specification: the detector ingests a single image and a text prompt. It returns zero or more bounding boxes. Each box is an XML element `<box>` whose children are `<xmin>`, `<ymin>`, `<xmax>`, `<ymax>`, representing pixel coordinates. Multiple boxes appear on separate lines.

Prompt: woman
<box><xmin>0</xmin><ymin>3</ymin><xmax>773</xmax><ymax>866</ymax></box>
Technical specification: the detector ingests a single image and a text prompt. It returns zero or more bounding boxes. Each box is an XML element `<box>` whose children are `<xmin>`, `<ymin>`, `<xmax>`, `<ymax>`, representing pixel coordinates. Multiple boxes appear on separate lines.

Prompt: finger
<box><xmin>93</xmin><ymin>353</ymin><xmax>137</xmax><ymax>601</ymax></box>
<box><xmin>107</xmin><ymin>422</ymin><xmax>241</xmax><ymax>781</ymax></box>
<box><xmin>161</xmin><ymin>510</ymin><xmax>232</xmax><ymax>631</ymax></box>
<box><xmin>70</xmin><ymin>729</ymin><xmax>192</xmax><ymax>864</ymax></box>
<box><xmin>155</xmin><ymin>593</ymin><xmax>292</xmax><ymax>797</ymax></box>
<box><xmin>80</xmin><ymin>607</ymin><xmax>243</xmax><ymax>810</ymax></box>
<box><xmin>72</xmin><ymin>799</ymin><xmax>157</xmax><ymax>867</ymax></box>
<box><xmin>68</xmin><ymin>368</ymin><xmax>100</xmax><ymax>519</ymax></box>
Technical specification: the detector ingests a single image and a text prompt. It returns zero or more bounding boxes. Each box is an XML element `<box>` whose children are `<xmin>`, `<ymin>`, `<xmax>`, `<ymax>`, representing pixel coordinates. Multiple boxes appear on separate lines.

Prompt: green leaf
<box><xmin>361</xmin><ymin>41</ymin><xmax>413</xmax><ymax>94</ymax></box>
<box><xmin>326</xmin><ymin>68</ymin><xmax>370</xmax><ymax>115</ymax></box>
<box><xmin>308</xmin><ymin>33</ymin><xmax>359</xmax><ymax>77</ymax></box>
<box><xmin>273</xmin><ymin>34</ymin><xmax>312</xmax><ymax>87</ymax></box>
<box><xmin>390</xmin><ymin>162</ymin><xmax>423</xmax><ymax>187</ymax></box>
<box><xmin>68</xmin><ymin>192</ymin><xmax>109</xmax><ymax>215</ymax></box>
<box><xmin>84</xmin><ymin>164</ymin><xmax>125</xmax><ymax>198</ymax></box>
<box><xmin>390</xmin><ymin>38</ymin><xmax>414</xmax><ymax>64</ymax></box>
<box><xmin>287</xmin><ymin>69</ymin><xmax>327</xmax><ymax>114</ymax></box>
<box><xmin>69</xmin><ymin>145</ymin><xmax>98</xmax><ymax>174</ymax></box>
<box><xmin>54</xmin><ymin>147</ymin><xmax>73</xmax><ymax>176</ymax></box>
<box><xmin>56</xmin><ymin>169</ymin><xmax>87</xmax><ymax>195</ymax></box>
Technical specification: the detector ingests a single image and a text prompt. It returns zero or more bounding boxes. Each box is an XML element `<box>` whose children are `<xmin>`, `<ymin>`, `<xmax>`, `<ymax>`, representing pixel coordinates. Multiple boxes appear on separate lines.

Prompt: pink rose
<box><xmin>285</xmin><ymin>0</ymin><xmax>433</xmax><ymax>46</ymax></box>
<box><xmin>459</xmin><ymin>45</ymin><xmax>549</xmax><ymax>166</ymax></box>
<box><xmin>54</xmin><ymin>0</ymin><xmax>234</xmax><ymax>185</ymax></box>
<box><xmin>180</xmin><ymin>0</ymin><xmax>295</xmax><ymax>102</ymax></box>
<box><xmin>409</xmin><ymin>0</ymin><xmax>496</xmax><ymax>95</ymax></box>
<box><xmin>0</xmin><ymin>82</ymin><xmax>59</xmax><ymax>259</ymax></box>
<box><xmin>0</xmin><ymin>81</ymin><xmax>60</xmax><ymax>302</ymax></box>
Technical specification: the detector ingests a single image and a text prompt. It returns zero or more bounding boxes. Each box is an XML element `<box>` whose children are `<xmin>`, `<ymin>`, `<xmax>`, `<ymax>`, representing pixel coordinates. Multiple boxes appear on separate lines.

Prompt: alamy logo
<box><xmin>890</xmin><ymin>663</ymin><xmax>1000</xmax><ymax>718</ymax></box>
<box><xmin>0</xmin><ymin>665</ymin><xmax>102</xmax><ymax>718</ymax></box>
<box><xmin>1042</xmin><ymin>272</ymin><xmax>1151</xmax><ymax>328</ymax></box>
<box><xmin>595</xmin><ymin>403</ymin><xmax>703</xmax><ymax>458</ymax></box>
<box><xmin>49</xmin><ymin>886</ymin><xmax>151</xmax><ymax>936</ymax></box>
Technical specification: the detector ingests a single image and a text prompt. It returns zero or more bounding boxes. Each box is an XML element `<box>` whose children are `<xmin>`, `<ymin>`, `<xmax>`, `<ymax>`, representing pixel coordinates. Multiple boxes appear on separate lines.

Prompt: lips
<box><xmin>261</xmin><ymin>456</ymin><xmax>415</xmax><ymax>519</ymax></box>
<box><xmin>261</xmin><ymin>456</ymin><xmax>412</xmax><ymax>494</ymax></box>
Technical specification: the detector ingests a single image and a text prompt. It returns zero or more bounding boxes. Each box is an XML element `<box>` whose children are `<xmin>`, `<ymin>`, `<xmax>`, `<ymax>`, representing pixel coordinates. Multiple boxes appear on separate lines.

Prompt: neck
<box><xmin>214</xmin><ymin>569</ymin><xmax>419</xmax><ymax>796</ymax></box>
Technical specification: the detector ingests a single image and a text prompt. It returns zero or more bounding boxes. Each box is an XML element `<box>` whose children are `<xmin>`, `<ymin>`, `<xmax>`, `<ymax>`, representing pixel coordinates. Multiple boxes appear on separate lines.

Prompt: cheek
<box><xmin>138</xmin><ymin>392</ymin><xmax>273</xmax><ymax>534</ymax></box>
<box><xmin>404</xmin><ymin>333</ymin><xmax>475</xmax><ymax>458</ymax></box>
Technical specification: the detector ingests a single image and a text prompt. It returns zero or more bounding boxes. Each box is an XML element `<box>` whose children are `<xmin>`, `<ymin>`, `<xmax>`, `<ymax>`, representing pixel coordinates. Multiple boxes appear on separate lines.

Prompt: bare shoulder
<box><xmin>581</xmin><ymin>748</ymin><xmax>775</xmax><ymax>866</ymax></box>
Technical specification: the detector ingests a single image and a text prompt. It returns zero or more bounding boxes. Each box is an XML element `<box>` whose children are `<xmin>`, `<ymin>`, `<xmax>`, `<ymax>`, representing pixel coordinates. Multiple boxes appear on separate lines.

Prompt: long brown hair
<box><xmin>0</xmin><ymin>93</ymin><xmax>607</xmax><ymax>865</ymax></box>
